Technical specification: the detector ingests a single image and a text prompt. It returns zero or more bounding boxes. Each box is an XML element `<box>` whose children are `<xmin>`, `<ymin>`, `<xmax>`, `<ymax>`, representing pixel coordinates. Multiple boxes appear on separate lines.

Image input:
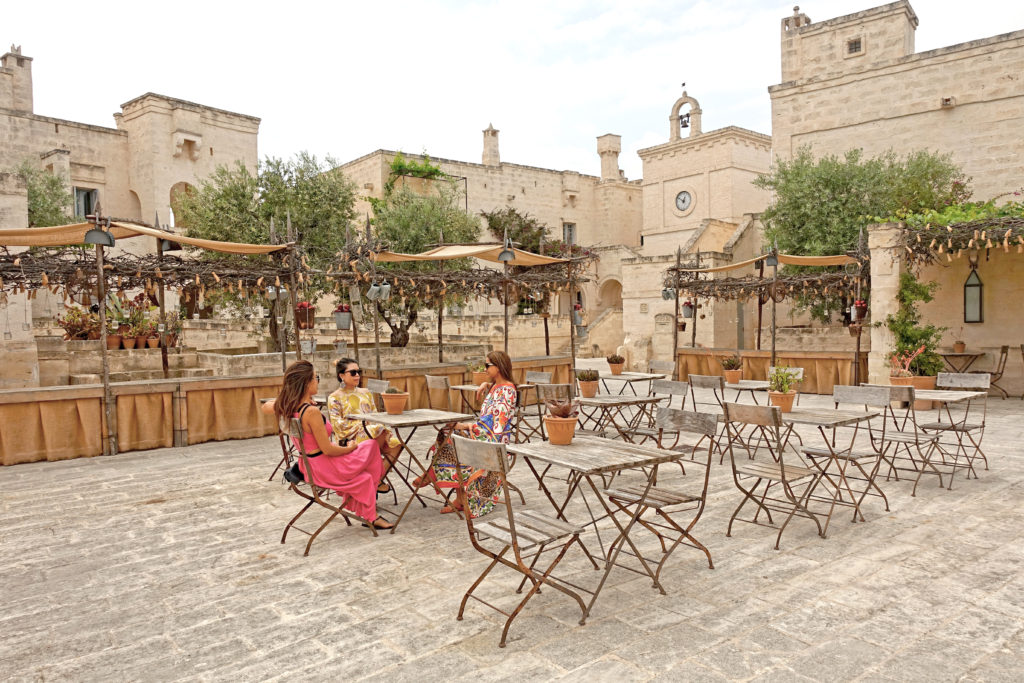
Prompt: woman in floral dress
<box><xmin>327</xmin><ymin>357</ymin><xmax>402</xmax><ymax>493</ymax></box>
<box><xmin>415</xmin><ymin>350</ymin><xmax>518</xmax><ymax>517</ymax></box>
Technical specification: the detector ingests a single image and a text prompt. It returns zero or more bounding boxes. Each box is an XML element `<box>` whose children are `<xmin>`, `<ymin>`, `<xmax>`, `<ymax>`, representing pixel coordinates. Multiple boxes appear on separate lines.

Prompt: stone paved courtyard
<box><xmin>2</xmin><ymin>392</ymin><xmax>1023</xmax><ymax>681</ymax></box>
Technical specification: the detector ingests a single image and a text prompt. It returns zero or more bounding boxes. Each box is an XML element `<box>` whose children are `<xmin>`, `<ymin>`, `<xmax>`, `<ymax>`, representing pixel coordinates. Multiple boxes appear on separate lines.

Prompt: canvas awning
<box><xmin>673</xmin><ymin>252</ymin><xmax>859</xmax><ymax>273</ymax></box>
<box><xmin>0</xmin><ymin>221</ymin><xmax>290</xmax><ymax>255</ymax></box>
<box><xmin>373</xmin><ymin>244</ymin><xmax>567</xmax><ymax>267</ymax></box>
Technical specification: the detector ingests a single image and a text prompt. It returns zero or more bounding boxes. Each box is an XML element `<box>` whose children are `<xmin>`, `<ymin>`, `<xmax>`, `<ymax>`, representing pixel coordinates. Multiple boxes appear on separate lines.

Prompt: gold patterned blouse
<box><xmin>327</xmin><ymin>387</ymin><xmax>401</xmax><ymax>448</ymax></box>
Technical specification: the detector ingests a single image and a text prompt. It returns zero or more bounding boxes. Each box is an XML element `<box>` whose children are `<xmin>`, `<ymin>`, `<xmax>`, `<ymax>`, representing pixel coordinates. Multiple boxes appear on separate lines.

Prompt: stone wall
<box><xmin>770</xmin><ymin>2</ymin><xmax>1024</xmax><ymax>201</ymax></box>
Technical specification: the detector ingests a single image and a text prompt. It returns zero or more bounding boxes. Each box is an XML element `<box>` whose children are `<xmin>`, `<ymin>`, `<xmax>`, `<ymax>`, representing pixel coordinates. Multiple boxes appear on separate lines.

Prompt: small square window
<box><xmin>847</xmin><ymin>38</ymin><xmax>862</xmax><ymax>54</ymax></box>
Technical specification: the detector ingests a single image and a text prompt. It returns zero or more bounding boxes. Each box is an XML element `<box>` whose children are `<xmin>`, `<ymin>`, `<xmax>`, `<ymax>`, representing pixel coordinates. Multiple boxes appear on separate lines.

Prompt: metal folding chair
<box><xmin>366</xmin><ymin>378</ymin><xmax>390</xmax><ymax>411</ymax></box>
<box><xmin>970</xmin><ymin>345</ymin><xmax>1008</xmax><ymax>399</ymax></box>
<box><xmin>723</xmin><ymin>403</ymin><xmax>823</xmax><ymax>549</ymax></box>
<box><xmin>917</xmin><ymin>372</ymin><xmax>990</xmax><ymax>489</ymax></box>
<box><xmin>424</xmin><ymin>374</ymin><xmax>454</xmax><ymax>411</ymax></box>
<box><xmin>281</xmin><ymin>417</ymin><xmax>375</xmax><ymax>555</ymax></box>
<box><xmin>688</xmin><ymin>374</ymin><xmax>726</xmax><ymax>415</ymax></box>
<box><xmin>451</xmin><ymin>436</ymin><xmax>588</xmax><ymax>648</ymax></box>
<box><xmin>515</xmin><ymin>371</ymin><xmax>551</xmax><ymax>442</ymax></box>
<box><xmin>269</xmin><ymin>416</ymin><xmax>296</xmax><ymax>481</ymax></box>
<box><xmin>604</xmin><ymin>408</ymin><xmax>717</xmax><ymax>580</ymax></box>
<box><xmin>648</xmin><ymin>359</ymin><xmax>676</xmax><ymax>379</ymax></box>
<box><xmin>859</xmin><ymin>383</ymin><xmax>943</xmax><ymax>494</ymax></box>
<box><xmin>622</xmin><ymin>380</ymin><xmax>689</xmax><ymax>445</ymax></box>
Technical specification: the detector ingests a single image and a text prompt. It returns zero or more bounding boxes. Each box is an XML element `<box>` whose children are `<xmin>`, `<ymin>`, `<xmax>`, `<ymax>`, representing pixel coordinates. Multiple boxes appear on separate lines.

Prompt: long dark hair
<box><xmin>335</xmin><ymin>357</ymin><xmax>361</xmax><ymax>388</ymax></box>
<box><xmin>275</xmin><ymin>360</ymin><xmax>315</xmax><ymax>420</ymax></box>
<box><xmin>487</xmin><ymin>350</ymin><xmax>515</xmax><ymax>389</ymax></box>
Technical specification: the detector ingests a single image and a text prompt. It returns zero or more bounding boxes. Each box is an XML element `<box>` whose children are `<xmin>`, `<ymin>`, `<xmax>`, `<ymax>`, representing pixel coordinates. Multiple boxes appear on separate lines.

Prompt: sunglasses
<box><xmin>484</xmin><ymin>362</ymin><xmax>495</xmax><ymax>368</ymax></box>
<box><xmin>345</xmin><ymin>369</ymin><xmax>362</xmax><ymax>376</ymax></box>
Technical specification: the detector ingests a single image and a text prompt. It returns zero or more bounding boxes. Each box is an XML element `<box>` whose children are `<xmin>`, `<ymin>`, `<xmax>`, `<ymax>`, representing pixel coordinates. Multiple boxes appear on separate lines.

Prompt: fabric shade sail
<box><xmin>0</xmin><ymin>221</ymin><xmax>290</xmax><ymax>255</ymax></box>
<box><xmin>673</xmin><ymin>252</ymin><xmax>859</xmax><ymax>273</ymax></box>
<box><xmin>373</xmin><ymin>244</ymin><xmax>567</xmax><ymax>267</ymax></box>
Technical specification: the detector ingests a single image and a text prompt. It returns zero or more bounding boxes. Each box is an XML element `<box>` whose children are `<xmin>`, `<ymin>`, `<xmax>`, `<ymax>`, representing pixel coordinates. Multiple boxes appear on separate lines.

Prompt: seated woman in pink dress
<box><xmin>261</xmin><ymin>360</ymin><xmax>392</xmax><ymax>530</ymax></box>
<box><xmin>414</xmin><ymin>350</ymin><xmax>517</xmax><ymax>517</ymax></box>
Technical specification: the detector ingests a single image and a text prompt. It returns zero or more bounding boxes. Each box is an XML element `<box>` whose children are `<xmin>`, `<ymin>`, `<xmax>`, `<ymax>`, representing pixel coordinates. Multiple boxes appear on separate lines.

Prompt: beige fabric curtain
<box><xmin>0</xmin><ymin>398</ymin><xmax>103</xmax><ymax>465</ymax></box>
<box><xmin>674</xmin><ymin>253</ymin><xmax>859</xmax><ymax>274</ymax></box>
<box><xmin>373</xmin><ymin>245</ymin><xmax>567</xmax><ymax>267</ymax></box>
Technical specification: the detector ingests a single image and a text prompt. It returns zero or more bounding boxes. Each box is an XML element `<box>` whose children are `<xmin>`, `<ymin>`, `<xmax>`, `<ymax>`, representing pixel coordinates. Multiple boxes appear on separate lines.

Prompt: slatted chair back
<box><xmin>656</xmin><ymin>406</ymin><xmax>718</xmax><ymax>438</ymax></box>
<box><xmin>937</xmin><ymin>373</ymin><xmax>990</xmax><ymax>390</ymax></box>
<box><xmin>651</xmin><ymin>379</ymin><xmax>689</xmax><ymax>409</ymax></box>
<box><xmin>366</xmin><ymin>379</ymin><xmax>390</xmax><ymax>411</ymax></box>
<box><xmin>832</xmin><ymin>385</ymin><xmax>892</xmax><ymax>409</ymax></box>
<box><xmin>424</xmin><ymin>374</ymin><xmax>453</xmax><ymax>411</ymax></box>
<box><xmin>688</xmin><ymin>374</ymin><xmax>725</xmax><ymax>413</ymax></box>
<box><xmin>648</xmin><ymin>360</ymin><xmax>676</xmax><ymax>378</ymax></box>
<box><xmin>723</xmin><ymin>402</ymin><xmax>782</xmax><ymax>428</ymax></box>
<box><xmin>537</xmin><ymin>383</ymin><xmax>572</xmax><ymax>402</ymax></box>
<box><xmin>722</xmin><ymin>402</ymin><xmax>805</xmax><ymax>480</ymax></box>
<box><xmin>287</xmin><ymin>418</ymin><xmax>324</xmax><ymax>494</ymax></box>
<box><xmin>860</xmin><ymin>382</ymin><xmax>919</xmax><ymax>431</ymax></box>
<box><xmin>450</xmin><ymin>435</ymin><xmax>517</xmax><ymax>548</ymax></box>
<box><xmin>525</xmin><ymin>371</ymin><xmax>552</xmax><ymax>384</ymax></box>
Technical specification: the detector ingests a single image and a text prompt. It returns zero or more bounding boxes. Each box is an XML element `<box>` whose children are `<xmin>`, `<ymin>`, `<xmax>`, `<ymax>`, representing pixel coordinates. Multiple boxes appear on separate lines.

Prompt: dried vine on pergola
<box><xmin>663</xmin><ymin>265</ymin><xmax>868</xmax><ymax>303</ymax></box>
<box><xmin>899</xmin><ymin>216</ymin><xmax>1024</xmax><ymax>265</ymax></box>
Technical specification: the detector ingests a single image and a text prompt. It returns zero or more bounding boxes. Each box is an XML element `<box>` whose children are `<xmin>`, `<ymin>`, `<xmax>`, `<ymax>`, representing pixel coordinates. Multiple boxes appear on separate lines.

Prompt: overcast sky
<box><xmin>6</xmin><ymin>1</ymin><xmax>1022</xmax><ymax>180</ymax></box>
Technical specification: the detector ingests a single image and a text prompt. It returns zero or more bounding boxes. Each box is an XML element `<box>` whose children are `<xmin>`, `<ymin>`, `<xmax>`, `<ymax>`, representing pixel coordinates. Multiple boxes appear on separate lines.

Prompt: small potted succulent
<box><xmin>467</xmin><ymin>361</ymin><xmax>489</xmax><ymax>385</ymax></box>
<box><xmin>543</xmin><ymin>399</ymin><xmax>579</xmax><ymax>445</ymax></box>
<box><xmin>888</xmin><ymin>345</ymin><xmax>923</xmax><ymax>387</ymax></box>
<box><xmin>720</xmin><ymin>354</ymin><xmax>743</xmax><ymax>384</ymax></box>
<box><xmin>333</xmin><ymin>303</ymin><xmax>352</xmax><ymax>330</ymax></box>
<box><xmin>951</xmin><ymin>326</ymin><xmax>966</xmax><ymax>354</ymax></box>
<box><xmin>381</xmin><ymin>386</ymin><xmax>409</xmax><ymax>415</ymax></box>
<box><xmin>576</xmin><ymin>369</ymin><xmax>600</xmax><ymax>398</ymax></box>
<box><xmin>767</xmin><ymin>366</ymin><xmax>800</xmax><ymax>413</ymax></box>
<box><xmin>295</xmin><ymin>301</ymin><xmax>315</xmax><ymax>330</ymax></box>
<box><xmin>606</xmin><ymin>354</ymin><xmax>625</xmax><ymax>376</ymax></box>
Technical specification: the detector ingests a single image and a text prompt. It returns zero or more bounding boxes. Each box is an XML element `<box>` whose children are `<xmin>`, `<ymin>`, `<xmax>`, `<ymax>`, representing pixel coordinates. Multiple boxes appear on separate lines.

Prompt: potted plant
<box><xmin>576</xmin><ymin>369</ymin><xmax>600</xmax><ymax>398</ymax></box>
<box><xmin>853</xmin><ymin>298</ymin><xmax>868</xmax><ymax>321</ymax></box>
<box><xmin>951</xmin><ymin>326</ymin><xmax>966</xmax><ymax>354</ymax></box>
<box><xmin>105</xmin><ymin>317</ymin><xmax>122</xmax><ymax>350</ymax></box>
<box><xmin>681</xmin><ymin>300</ymin><xmax>694</xmax><ymax>318</ymax></box>
<box><xmin>381</xmin><ymin>386</ymin><xmax>409</xmax><ymax>415</ymax></box>
<box><xmin>300</xmin><ymin>338</ymin><xmax>316</xmax><ymax>355</ymax></box>
<box><xmin>572</xmin><ymin>303</ymin><xmax>584</xmax><ymax>326</ymax></box>
<box><xmin>295</xmin><ymin>301</ymin><xmax>315</xmax><ymax>330</ymax></box>
<box><xmin>333</xmin><ymin>303</ymin><xmax>352</xmax><ymax>330</ymax></box>
<box><xmin>165</xmin><ymin>314</ymin><xmax>183</xmax><ymax>348</ymax></box>
<box><xmin>767</xmin><ymin>366</ymin><xmax>799</xmax><ymax>413</ymax></box>
<box><xmin>543</xmin><ymin>399</ymin><xmax>578</xmax><ymax>445</ymax></box>
<box><xmin>128</xmin><ymin>320</ymin><xmax>149</xmax><ymax>349</ymax></box>
<box><xmin>56</xmin><ymin>306</ymin><xmax>94</xmax><ymax>340</ymax></box>
<box><xmin>883</xmin><ymin>273</ymin><xmax>944</xmax><ymax>408</ymax></box>
<box><xmin>888</xmin><ymin>346</ymin><xmax>921</xmax><ymax>387</ymax></box>
<box><xmin>467</xmin><ymin>362</ymin><xmax>489</xmax><ymax>385</ymax></box>
<box><xmin>720</xmin><ymin>354</ymin><xmax>743</xmax><ymax>384</ymax></box>
<box><xmin>606</xmin><ymin>354</ymin><xmax>625</xmax><ymax>376</ymax></box>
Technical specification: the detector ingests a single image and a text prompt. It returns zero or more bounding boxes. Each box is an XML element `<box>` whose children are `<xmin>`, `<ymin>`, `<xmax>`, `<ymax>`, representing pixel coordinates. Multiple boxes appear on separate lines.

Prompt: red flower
<box><xmin>296</xmin><ymin>301</ymin><xmax>312</xmax><ymax>310</ymax></box>
<box><xmin>333</xmin><ymin>303</ymin><xmax>351</xmax><ymax>313</ymax></box>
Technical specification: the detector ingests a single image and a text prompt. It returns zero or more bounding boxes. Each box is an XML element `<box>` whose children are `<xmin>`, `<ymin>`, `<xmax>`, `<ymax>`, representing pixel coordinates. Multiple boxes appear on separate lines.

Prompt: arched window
<box><xmin>964</xmin><ymin>269</ymin><xmax>983</xmax><ymax>323</ymax></box>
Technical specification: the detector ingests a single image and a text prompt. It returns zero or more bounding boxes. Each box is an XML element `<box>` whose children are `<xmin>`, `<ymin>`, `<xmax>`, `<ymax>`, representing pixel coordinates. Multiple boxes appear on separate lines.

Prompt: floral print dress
<box><xmin>327</xmin><ymin>387</ymin><xmax>401</xmax><ymax>450</ymax></box>
<box><xmin>431</xmin><ymin>383</ymin><xmax>517</xmax><ymax>518</ymax></box>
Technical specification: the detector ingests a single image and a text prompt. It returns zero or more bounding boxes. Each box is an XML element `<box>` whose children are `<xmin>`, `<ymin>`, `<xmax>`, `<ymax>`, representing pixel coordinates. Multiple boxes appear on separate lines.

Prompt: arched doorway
<box><xmin>598</xmin><ymin>278</ymin><xmax>622</xmax><ymax>312</ymax></box>
<box><xmin>169</xmin><ymin>182</ymin><xmax>195</xmax><ymax>228</ymax></box>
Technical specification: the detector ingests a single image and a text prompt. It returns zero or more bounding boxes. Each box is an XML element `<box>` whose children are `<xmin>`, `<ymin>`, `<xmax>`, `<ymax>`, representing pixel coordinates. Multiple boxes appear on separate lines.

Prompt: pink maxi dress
<box><xmin>292</xmin><ymin>404</ymin><xmax>384</xmax><ymax>522</ymax></box>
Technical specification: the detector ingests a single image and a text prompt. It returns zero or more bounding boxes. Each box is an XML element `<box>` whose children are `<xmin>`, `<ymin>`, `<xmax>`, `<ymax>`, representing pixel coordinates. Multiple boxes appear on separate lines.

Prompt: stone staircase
<box><xmin>36</xmin><ymin>338</ymin><xmax>215</xmax><ymax>385</ymax></box>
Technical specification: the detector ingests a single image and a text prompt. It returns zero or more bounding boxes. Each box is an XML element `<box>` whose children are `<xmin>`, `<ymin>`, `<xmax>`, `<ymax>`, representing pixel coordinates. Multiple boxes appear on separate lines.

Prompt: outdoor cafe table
<box><xmin>726</xmin><ymin>379</ymin><xmax>769</xmax><ymax>404</ymax></box>
<box><xmin>777</xmin><ymin>407</ymin><xmax>881</xmax><ymax>538</ymax></box>
<box><xmin>351</xmin><ymin>408</ymin><xmax>474</xmax><ymax>532</ymax></box>
<box><xmin>577</xmin><ymin>395</ymin><xmax>665</xmax><ymax>440</ymax></box>
<box><xmin>938</xmin><ymin>351</ymin><xmax>985</xmax><ymax>372</ymax></box>
<box><xmin>598</xmin><ymin>371</ymin><xmax>667</xmax><ymax>396</ymax></box>
<box><xmin>505</xmin><ymin>436</ymin><xmax>688</xmax><ymax>616</ymax></box>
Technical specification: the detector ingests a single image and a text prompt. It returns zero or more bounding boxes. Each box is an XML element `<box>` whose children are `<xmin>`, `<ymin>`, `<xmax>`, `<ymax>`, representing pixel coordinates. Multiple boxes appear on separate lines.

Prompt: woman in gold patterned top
<box><xmin>327</xmin><ymin>357</ymin><xmax>402</xmax><ymax>493</ymax></box>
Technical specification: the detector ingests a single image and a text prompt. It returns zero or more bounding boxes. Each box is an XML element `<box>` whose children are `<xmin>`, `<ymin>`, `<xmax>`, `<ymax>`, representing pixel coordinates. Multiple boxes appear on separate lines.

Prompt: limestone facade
<box><xmin>770</xmin><ymin>1</ymin><xmax>1024</xmax><ymax>201</ymax></box>
<box><xmin>0</xmin><ymin>46</ymin><xmax>260</xmax><ymax>228</ymax></box>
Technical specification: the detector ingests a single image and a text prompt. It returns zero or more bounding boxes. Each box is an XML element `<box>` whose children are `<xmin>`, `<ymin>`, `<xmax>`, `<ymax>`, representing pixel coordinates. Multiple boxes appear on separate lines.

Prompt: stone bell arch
<box><xmin>669</xmin><ymin>91</ymin><xmax>702</xmax><ymax>141</ymax></box>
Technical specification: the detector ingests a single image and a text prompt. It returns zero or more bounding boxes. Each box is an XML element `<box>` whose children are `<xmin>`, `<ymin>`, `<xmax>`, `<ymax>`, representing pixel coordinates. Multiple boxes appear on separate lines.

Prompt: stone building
<box><xmin>0</xmin><ymin>45</ymin><xmax>260</xmax><ymax>228</ymax></box>
<box><xmin>339</xmin><ymin>129</ymin><xmax>643</xmax><ymax>354</ymax></box>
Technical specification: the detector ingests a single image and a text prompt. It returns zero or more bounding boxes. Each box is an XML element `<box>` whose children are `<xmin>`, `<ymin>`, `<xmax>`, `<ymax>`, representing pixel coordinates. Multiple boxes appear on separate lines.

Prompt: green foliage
<box><xmin>483</xmin><ymin>206</ymin><xmax>547</xmax><ymax>254</ymax></box>
<box><xmin>173</xmin><ymin>153</ymin><xmax>357</xmax><ymax>282</ymax></box>
<box><xmin>606</xmin><ymin>354</ymin><xmax>624</xmax><ymax>364</ymax></box>
<box><xmin>576</xmin><ymin>369</ymin><xmax>599</xmax><ymax>382</ymax></box>
<box><xmin>768</xmin><ymin>367</ymin><xmax>799</xmax><ymax>393</ymax></box>
<box><xmin>13</xmin><ymin>161</ymin><xmax>73</xmax><ymax>227</ymax></box>
<box><xmin>883</xmin><ymin>272</ymin><xmax>945</xmax><ymax>377</ymax></box>
<box><xmin>884</xmin><ymin>194</ymin><xmax>1024</xmax><ymax>228</ymax></box>
<box><xmin>381</xmin><ymin>152</ymin><xmax>446</xmax><ymax>195</ymax></box>
<box><xmin>754</xmin><ymin>147</ymin><xmax>970</xmax><ymax>321</ymax></box>
<box><xmin>720</xmin><ymin>354</ymin><xmax>742</xmax><ymax>370</ymax></box>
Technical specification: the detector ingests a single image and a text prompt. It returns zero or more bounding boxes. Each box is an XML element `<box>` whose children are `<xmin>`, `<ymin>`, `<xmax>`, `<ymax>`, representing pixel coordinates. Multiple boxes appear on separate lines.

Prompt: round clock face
<box><xmin>675</xmin><ymin>191</ymin><xmax>692</xmax><ymax>212</ymax></box>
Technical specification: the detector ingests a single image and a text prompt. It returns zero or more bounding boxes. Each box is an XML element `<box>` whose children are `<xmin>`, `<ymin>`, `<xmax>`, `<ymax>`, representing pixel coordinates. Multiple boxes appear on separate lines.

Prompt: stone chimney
<box><xmin>482</xmin><ymin>123</ymin><xmax>500</xmax><ymax>166</ymax></box>
<box><xmin>596</xmin><ymin>134</ymin><xmax>622</xmax><ymax>181</ymax></box>
<box><xmin>0</xmin><ymin>45</ymin><xmax>33</xmax><ymax>113</ymax></box>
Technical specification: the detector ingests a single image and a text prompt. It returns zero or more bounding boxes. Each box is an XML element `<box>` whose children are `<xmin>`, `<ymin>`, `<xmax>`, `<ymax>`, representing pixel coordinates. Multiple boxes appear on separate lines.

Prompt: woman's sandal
<box><xmin>440</xmin><ymin>502</ymin><xmax>464</xmax><ymax>515</ymax></box>
<box><xmin>361</xmin><ymin>517</ymin><xmax>394</xmax><ymax>530</ymax></box>
<box><xmin>376</xmin><ymin>481</ymin><xmax>392</xmax><ymax>495</ymax></box>
<box><xmin>412</xmin><ymin>472</ymin><xmax>439</xmax><ymax>489</ymax></box>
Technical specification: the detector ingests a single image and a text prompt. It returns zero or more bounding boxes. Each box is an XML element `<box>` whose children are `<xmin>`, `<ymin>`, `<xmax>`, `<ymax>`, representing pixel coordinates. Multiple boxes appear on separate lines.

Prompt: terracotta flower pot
<box><xmin>381</xmin><ymin>392</ymin><xmax>409</xmax><ymax>415</ymax></box>
<box><xmin>166</xmin><ymin>333</ymin><xmax>178</xmax><ymax>348</ymax></box>
<box><xmin>854</xmin><ymin>305</ymin><xmax>868</xmax><ymax>321</ymax></box>
<box><xmin>724</xmin><ymin>369</ymin><xmax>742</xmax><ymax>384</ymax></box>
<box><xmin>578</xmin><ymin>380</ymin><xmax>599</xmax><ymax>398</ymax></box>
<box><xmin>544</xmin><ymin>415</ymin><xmax>578</xmax><ymax>445</ymax></box>
<box><xmin>122</xmin><ymin>336</ymin><xmax>137</xmax><ymax>350</ymax></box>
<box><xmin>953</xmin><ymin>341</ymin><xmax>966</xmax><ymax>353</ymax></box>
<box><xmin>106</xmin><ymin>334</ymin><xmax>122</xmax><ymax>350</ymax></box>
<box><xmin>910</xmin><ymin>375</ymin><xmax>936</xmax><ymax>411</ymax></box>
<box><xmin>768</xmin><ymin>390</ymin><xmax>797</xmax><ymax>413</ymax></box>
<box><xmin>146</xmin><ymin>337</ymin><xmax>159</xmax><ymax>348</ymax></box>
<box><xmin>608</xmin><ymin>362</ymin><xmax>624</xmax><ymax>376</ymax></box>
<box><xmin>87</xmin><ymin>330</ymin><xmax>101</xmax><ymax>340</ymax></box>
<box><xmin>472</xmin><ymin>371</ymin><xmax>489</xmax><ymax>385</ymax></box>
